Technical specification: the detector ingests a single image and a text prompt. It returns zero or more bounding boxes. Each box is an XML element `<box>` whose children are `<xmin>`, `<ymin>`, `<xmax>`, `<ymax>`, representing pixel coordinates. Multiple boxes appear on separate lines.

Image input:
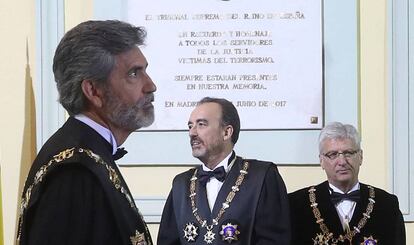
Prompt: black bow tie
<box><xmin>197</xmin><ymin>166</ymin><xmax>226</xmax><ymax>186</ymax></box>
<box><xmin>330</xmin><ymin>189</ymin><xmax>360</xmax><ymax>205</ymax></box>
<box><xmin>113</xmin><ymin>147</ymin><xmax>128</xmax><ymax>160</ymax></box>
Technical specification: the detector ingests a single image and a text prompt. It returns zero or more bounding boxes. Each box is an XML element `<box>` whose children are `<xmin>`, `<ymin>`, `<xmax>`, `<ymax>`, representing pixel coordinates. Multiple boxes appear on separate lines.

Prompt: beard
<box><xmin>103</xmin><ymin>91</ymin><xmax>155</xmax><ymax>131</ymax></box>
<box><xmin>190</xmin><ymin>135</ymin><xmax>225</xmax><ymax>164</ymax></box>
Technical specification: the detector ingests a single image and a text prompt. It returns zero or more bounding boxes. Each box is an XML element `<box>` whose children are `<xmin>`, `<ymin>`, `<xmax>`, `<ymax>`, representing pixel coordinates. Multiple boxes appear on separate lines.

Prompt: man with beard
<box><xmin>17</xmin><ymin>20</ymin><xmax>156</xmax><ymax>245</ymax></box>
<box><xmin>289</xmin><ymin>122</ymin><xmax>405</xmax><ymax>244</ymax></box>
<box><xmin>158</xmin><ymin>97</ymin><xmax>290</xmax><ymax>245</ymax></box>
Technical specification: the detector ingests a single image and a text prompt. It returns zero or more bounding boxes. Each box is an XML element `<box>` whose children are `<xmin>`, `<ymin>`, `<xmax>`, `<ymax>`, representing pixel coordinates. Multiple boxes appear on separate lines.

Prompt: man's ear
<box><xmin>319</xmin><ymin>155</ymin><xmax>325</xmax><ymax>170</ymax></box>
<box><xmin>81</xmin><ymin>80</ymin><xmax>105</xmax><ymax>108</ymax></box>
<box><xmin>223</xmin><ymin>125</ymin><xmax>234</xmax><ymax>141</ymax></box>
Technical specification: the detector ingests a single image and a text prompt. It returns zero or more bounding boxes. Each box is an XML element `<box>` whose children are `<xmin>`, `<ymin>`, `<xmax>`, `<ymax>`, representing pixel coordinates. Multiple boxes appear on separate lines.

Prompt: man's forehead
<box><xmin>322</xmin><ymin>137</ymin><xmax>355</xmax><ymax>148</ymax></box>
<box><xmin>189</xmin><ymin>103</ymin><xmax>222</xmax><ymax>120</ymax></box>
<box><xmin>115</xmin><ymin>46</ymin><xmax>147</xmax><ymax>67</ymax></box>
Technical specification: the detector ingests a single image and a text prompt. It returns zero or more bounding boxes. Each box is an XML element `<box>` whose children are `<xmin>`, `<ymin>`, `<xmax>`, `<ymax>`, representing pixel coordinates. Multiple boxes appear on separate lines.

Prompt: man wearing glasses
<box><xmin>289</xmin><ymin>122</ymin><xmax>405</xmax><ymax>245</ymax></box>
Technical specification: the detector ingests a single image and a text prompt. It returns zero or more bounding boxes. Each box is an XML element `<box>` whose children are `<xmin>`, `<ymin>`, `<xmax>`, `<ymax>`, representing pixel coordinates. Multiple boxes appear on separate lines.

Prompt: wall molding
<box><xmin>35</xmin><ymin>0</ymin><xmax>66</xmax><ymax>151</ymax></box>
<box><xmin>134</xmin><ymin>196</ymin><xmax>166</xmax><ymax>223</ymax></box>
<box><xmin>389</xmin><ymin>0</ymin><xmax>413</xmax><ymax>220</ymax></box>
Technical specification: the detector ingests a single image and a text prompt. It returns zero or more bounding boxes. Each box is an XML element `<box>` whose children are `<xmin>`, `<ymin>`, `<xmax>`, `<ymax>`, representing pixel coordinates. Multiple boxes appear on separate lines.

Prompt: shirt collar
<box><xmin>329</xmin><ymin>182</ymin><xmax>360</xmax><ymax>194</ymax></box>
<box><xmin>74</xmin><ymin>114</ymin><xmax>118</xmax><ymax>155</ymax></box>
<box><xmin>202</xmin><ymin>151</ymin><xmax>235</xmax><ymax>173</ymax></box>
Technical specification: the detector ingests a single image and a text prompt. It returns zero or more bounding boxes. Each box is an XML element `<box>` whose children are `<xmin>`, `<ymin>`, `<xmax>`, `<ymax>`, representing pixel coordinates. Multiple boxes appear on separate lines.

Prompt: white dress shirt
<box><xmin>202</xmin><ymin>152</ymin><xmax>236</xmax><ymax>210</ymax></box>
<box><xmin>329</xmin><ymin>182</ymin><xmax>360</xmax><ymax>231</ymax></box>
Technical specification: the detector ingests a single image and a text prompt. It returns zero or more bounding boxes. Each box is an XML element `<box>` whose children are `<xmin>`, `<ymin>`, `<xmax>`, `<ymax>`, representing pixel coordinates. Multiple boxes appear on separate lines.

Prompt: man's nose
<box><xmin>189</xmin><ymin>126</ymin><xmax>197</xmax><ymax>136</ymax></box>
<box><xmin>336</xmin><ymin>154</ymin><xmax>348</xmax><ymax>164</ymax></box>
<box><xmin>144</xmin><ymin>74</ymin><xmax>157</xmax><ymax>93</ymax></box>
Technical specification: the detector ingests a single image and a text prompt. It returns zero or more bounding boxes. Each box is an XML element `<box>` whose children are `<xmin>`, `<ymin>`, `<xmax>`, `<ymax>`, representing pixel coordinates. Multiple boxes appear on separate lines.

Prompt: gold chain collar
<box><xmin>308</xmin><ymin>185</ymin><xmax>375</xmax><ymax>244</ymax></box>
<box><xmin>189</xmin><ymin>161</ymin><xmax>249</xmax><ymax>231</ymax></box>
<box><xmin>17</xmin><ymin>147</ymin><xmax>151</xmax><ymax>245</ymax></box>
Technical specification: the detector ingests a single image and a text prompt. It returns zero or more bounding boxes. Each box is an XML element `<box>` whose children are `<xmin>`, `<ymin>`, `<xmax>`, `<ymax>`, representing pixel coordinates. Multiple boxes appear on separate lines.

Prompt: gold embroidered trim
<box><xmin>308</xmin><ymin>185</ymin><xmax>375</xmax><ymax>244</ymax></box>
<box><xmin>189</xmin><ymin>161</ymin><xmax>249</xmax><ymax>230</ymax></box>
<box><xmin>17</xmin><ymin>147</ymin><xmax>151</xmax><ymax>245</ymax></box>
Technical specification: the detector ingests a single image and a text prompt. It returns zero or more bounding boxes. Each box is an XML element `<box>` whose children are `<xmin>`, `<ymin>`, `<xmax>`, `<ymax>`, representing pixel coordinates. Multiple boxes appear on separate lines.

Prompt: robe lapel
<box><xmin>349</xmin><ymin>183</ymin><xmax>368</xmax><ymax>229</ymax></box>
<box><xmin>211</xmin><ymin>156</ymin><xmax>242</xmax><ymax>217</ymax></box>
<box><xmin>317</xmin><ymin>182</ymin><xmax>345</xmax><ymax>234</ymax></box>
<box><xmin>196</xmin><ymin>166</ymin><xmax>212</xmax><ymax>220</ymax></box>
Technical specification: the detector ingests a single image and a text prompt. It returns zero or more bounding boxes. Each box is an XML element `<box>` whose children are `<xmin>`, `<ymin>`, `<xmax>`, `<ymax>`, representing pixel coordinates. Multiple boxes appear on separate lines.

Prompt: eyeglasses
<box><xmin>322</xmin><ymin>150</ymin><xmax>359</xmax><ymax>160</ymax></box>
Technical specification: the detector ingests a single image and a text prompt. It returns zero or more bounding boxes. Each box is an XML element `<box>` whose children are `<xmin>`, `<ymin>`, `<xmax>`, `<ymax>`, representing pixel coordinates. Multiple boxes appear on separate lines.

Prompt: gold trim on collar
<box><xmin>308</xmin><ymin>185</ymin><xmax>375</xmax><ymax>244</ymax></box>
<box><xmin>17</xmin><ymin>147</ymin><xmax>152</xmax><ymax>245</ymax></box>
<box><xmin>189</xmin><ymin>160</ymin><xmax>249</xmax><ymax>244</ymax></box>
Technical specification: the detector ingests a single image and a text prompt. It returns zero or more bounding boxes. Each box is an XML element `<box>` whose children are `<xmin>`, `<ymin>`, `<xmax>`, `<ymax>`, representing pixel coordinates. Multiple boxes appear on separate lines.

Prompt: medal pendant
<box><xmin>183</xmin><ymin>222</ymin><xmax>198</xmax><ymax>242</ymax></box>
<box><xmin>219</xmin><ymin>223</ymin><xmax>240</xmax><ymax>243</ymax></box>
<box><xmin>204</xmin><ymin>226</ymin><xmax>215</xmax><ymax>244</ymax></box>
<box><xmin>312</xmin><ymin>233</ymin><xmax>331</xmax><ymax>245</ymax></box>
<box><xmin>361</xmin><ymin>236</ymin><xmax>378</xmax><ymax>245</ymax></box>
<box><xmin>130</xmin><ymin>230</ymin><xmax>147</xmax><ymax>245</ymax></box>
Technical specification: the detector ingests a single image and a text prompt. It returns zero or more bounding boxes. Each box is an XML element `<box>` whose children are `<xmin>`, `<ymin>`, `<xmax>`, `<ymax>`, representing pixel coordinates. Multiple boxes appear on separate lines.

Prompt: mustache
<box><xmin>136</xmin><ymin>93</ymin><xmax>155</xmax><ymax>107</ymax></box>
<box><xmin>145</xmin><ymin>93</ymin><xmax>155</xmax><ymax>103</ymax></box>
<box><xmin>190</xmin><ymin>136</ymin><xmax>202</xmax><ymax>144</ymax></box>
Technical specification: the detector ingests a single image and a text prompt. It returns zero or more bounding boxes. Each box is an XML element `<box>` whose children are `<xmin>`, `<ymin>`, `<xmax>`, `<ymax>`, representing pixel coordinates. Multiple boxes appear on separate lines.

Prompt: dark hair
<box><xmin>198</xmin><ymin>97</ymin><xmax>240</xmax><ymax>144</ymax></box>
<box><xmin>53</xmin><ymin>20</ymin><xmax>147</xmax><ymax>115</ymax></box>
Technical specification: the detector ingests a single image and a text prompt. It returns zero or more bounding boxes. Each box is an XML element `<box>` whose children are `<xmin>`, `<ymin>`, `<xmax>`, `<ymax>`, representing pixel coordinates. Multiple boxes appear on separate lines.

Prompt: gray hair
<box><xmin>318</xmin><ymin>122</ymin><xmax>361</xmax><ymax>153</ymax></box>
<box><xmin>53</xmin><ymin>20</ymin><xmax>147</xmax><ymax>115</ymax></box>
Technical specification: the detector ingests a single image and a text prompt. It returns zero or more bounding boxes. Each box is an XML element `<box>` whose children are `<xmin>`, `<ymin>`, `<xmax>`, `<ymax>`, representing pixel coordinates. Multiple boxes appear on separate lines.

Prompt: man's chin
<box><xmin>191</xmin><ymin>150</ymin><xmax>205</xmax><ymax>159</ymax></box>
<box><xmin>139</xmin><ymin>119</ymin><xmax>154</xmax><ymax>128</ymax></box>
<box><xmin>335</xmin><ymin>176</ymin><xmax>354</xmax><ymax>185</ymax></box>
<box><xmin>136</xmin><ymin>113</ymin><xmax>155</xmax><ymax>129</ymax></box>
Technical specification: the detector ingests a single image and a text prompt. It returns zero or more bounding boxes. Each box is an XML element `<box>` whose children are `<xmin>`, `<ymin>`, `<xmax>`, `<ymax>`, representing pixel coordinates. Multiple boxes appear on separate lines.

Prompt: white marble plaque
<box><xmin>127</xmin><ymin>0</ymin><xmax>323</xmax><ymax>130</ymax></box>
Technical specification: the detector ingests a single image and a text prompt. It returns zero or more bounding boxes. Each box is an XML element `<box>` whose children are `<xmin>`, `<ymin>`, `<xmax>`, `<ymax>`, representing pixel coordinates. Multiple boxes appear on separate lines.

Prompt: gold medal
<box><xmin>220</xmin><ymin>223</ymin><xmax>240</xmax><ymax>243</ymax></box>
<box><xmin>312</xmin><ymin>233</ymin><xmax>331</xmax><ymax>245</ymax></box>
<box><xmin>130</xmin><ymin>230</ymin><xmax>147</xmax><ymax>245</ymax></box>
<box><xmin>183</xmin><ymin>222</ymin><xmax>198</xmax><ymax>242</ymax></box>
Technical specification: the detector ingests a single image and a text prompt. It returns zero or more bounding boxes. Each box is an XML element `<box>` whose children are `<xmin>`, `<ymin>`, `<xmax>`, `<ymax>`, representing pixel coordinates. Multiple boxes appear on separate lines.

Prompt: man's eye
<box><xmin>326</xmin><ymin>152</ymin><xmax>338</xmax><ymax>158</ymax></box>
<box><xmin>129</xmin><ymin>71</ymin><xmax>137</xmax><ymax>77</ymax></box>
<box><xmin>342</xmin><ymin>151</ymin><xmax>355</xmax><ymax>157</ymax></box>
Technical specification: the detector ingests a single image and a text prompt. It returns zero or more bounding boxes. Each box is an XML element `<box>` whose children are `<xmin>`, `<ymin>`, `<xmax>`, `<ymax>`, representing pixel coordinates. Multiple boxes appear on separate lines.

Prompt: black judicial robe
<box><xmin>288</xmin><ymin>181</ymin><xmax>406</xmax><ymax>245</ymax></box>
<box><xmin>157</xmin><ymin>156</ymin><xmax>291</xmax><ymax>245</ymax></box>
<box><xmin>17</xmin><ymin>117</ymin><xmax>152</xmax><ymax>245</ymax></box>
